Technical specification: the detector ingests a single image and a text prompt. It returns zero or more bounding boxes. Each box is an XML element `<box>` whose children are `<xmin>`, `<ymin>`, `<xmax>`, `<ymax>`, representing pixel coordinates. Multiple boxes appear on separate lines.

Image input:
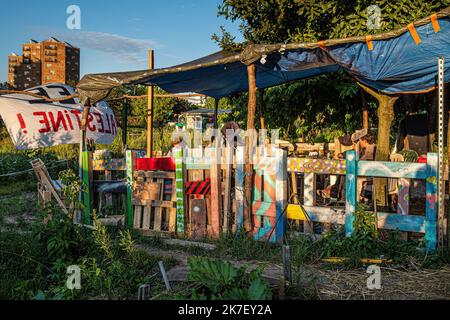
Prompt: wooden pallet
<box><xmin>176</xmin><ymin>147</ymin><xmax>238</xmax><ymax>240</ymax></box>
<box><xmin>132</xmin><ymin>171</ymin><xmax>177</xmax><ymax>234</ymax></box>
<box><xmin>91</xmin><ymin>156</ymin><xmax>127</xmax><ymax>214</ymax></box>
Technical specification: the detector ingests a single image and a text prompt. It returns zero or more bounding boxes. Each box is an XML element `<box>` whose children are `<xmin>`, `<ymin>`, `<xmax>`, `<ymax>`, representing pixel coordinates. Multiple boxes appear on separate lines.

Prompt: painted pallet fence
<box><xmin>174</xmin><ymin>147</ymin><xmax>226</xmax><ymax>239</ymax></box>
<box><xmin>252</xmin><ymin>148</ymin><xmax>287</xmax><ymax>244</ymax></box>
<box><xmin>286</xmin><ymin>154</ymin><xmax>438</xmax><ymax>251</ymax></box>
<box><xmin>345</xmin><ymin>151</ymin><xmax>438</xmax><ymax>252</ymax></box>
<box><xmin>287</xmin><ymin>157</ymin><xmax>346</xmax><ymax>234</ymax></box>
<box><xmin>126</xmin><ymin>150</ymin><xmax>178</xmax><ymax>235</ymax></box>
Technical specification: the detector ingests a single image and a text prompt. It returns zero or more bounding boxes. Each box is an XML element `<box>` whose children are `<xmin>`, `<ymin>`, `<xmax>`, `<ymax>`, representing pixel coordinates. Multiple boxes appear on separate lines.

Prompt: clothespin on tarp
<box><xmin>366</xmin><ymin>35</ymin><xmax>374</xmax><ymax>51</ymax></box>
<box><xmin>407</xmin><ymin>23</ymin><xmax>421</xmax><ymax>46</ymax></box>
<box><xmin>430</xmin><ymin>14</ymin><xmax>441</xmax><ymax>33</ymax></box>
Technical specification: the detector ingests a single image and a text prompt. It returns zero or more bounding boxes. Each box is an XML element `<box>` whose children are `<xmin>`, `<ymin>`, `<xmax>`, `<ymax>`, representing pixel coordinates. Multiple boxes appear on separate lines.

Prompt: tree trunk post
<box><xmin>359</xmin><ymin>83</ymin><xmax>398</xmax><ymax>208</ymax></box>
<box><xmin>244</xmin><ymin>64</ymin><xmax>257</xmax><ymax>232</ymax></box>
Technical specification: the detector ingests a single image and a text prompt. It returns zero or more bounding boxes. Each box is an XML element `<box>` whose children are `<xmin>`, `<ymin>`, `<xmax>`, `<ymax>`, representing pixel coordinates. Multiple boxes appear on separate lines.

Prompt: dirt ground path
<box><xmin>135</xmin><ymin>243</ymin><xmax>450</xmax><ymax>300</ymax></box>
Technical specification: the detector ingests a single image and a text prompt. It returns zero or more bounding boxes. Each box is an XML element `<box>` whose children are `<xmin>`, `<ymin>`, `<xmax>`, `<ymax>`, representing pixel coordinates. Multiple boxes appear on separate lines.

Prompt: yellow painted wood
<box><xmin>287</xmin><ymin>204</ymin><xmax>308</xmax><ymax>221</ymax></box>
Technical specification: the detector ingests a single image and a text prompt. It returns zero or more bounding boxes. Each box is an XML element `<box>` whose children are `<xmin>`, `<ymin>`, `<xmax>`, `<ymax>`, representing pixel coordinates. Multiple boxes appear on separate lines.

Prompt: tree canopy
<box><xmin>215</xmin><ymin>0</ymin><xmax>449</xmax><ymax>45</ymax></box>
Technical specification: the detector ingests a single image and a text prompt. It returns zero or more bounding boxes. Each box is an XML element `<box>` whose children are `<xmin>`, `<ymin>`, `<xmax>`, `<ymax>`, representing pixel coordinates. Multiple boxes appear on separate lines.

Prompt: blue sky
<box><xmin>0</xmin><ymin>0</ymin><xmax>244</xmax><ymax>83</ymax></box>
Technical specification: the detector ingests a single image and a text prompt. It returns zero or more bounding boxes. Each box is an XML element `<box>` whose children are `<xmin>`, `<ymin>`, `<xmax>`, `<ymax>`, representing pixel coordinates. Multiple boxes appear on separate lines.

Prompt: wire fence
<box><xmin>0</xmin><ymin>160</ymin><xmax>71</xmax><ymax>178</ymax></box>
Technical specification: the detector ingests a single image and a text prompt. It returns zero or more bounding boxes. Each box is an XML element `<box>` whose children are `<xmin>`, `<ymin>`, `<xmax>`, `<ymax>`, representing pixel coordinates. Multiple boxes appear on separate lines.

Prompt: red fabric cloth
<box><xmin>136</xmin><ymin>158</ymin><xmax>176</xmax><ymax>171</ymax></box>
<box><xmin>418</xmin><ymin>155</ymin><xmax>427</xmax><ymax>163</ymax></box>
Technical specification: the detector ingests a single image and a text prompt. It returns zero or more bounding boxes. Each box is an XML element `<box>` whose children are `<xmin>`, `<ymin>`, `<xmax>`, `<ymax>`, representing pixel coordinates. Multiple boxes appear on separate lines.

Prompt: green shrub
<box><xmin>183</xmin><ymin>256</ymin><xmax>272</xmax><ymax>300</ymax></box>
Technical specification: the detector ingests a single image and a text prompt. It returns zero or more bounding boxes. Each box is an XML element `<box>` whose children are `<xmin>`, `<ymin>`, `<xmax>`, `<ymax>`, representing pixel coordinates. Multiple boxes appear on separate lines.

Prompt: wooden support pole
<box><xmin>210</xmin><ymin>148</ymin><xmax>223</xmax><ymax>238</ymax></box>
<box><xmin>147</xmin><ymin>49</ymin><xmax>155</xmax><ymax>158</ymax></box>
<box><xmin>244</xmin><ymin>64</ymin><xmax>257</xmax><ymax>232</ymax></box>
<box><xmin>282</xmin><ymin>245</ymin><xmax>292</xmax><ymax>285</ymax></box>
<box><xmin>214</xmin><ymin>98</ymin><xmax>219</xmax><ymax>129</ymax></box>
<box><xmin>363</xmin><ymin>109</ymin><xmax>369</xmax><ymax>130</ymax></box>
<box><xmin>258</xmin><ymin>88</ymin><xmax>265</xmax><ymax>130</ymax></box>
<box><xmin>122</xmin><ymin>99</ymin><xmax>129</xmax><ymax>148</ymax></box>
<box><xmin>223</xmin><ymin>143</ymin><xmax>233</xmax><ymax>233</ymax></box>
<box><xmin>361</xmin><ymin>89</ymin><xmax>369</xmax><ymax>129</ymax></box>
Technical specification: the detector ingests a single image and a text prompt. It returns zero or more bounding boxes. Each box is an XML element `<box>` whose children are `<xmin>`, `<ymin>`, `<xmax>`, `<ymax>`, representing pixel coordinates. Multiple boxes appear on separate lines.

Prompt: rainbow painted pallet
<box><xmin>252</xmin><ymin>148</ymin><xmax>287</xmax><ymax>244</ymax></box>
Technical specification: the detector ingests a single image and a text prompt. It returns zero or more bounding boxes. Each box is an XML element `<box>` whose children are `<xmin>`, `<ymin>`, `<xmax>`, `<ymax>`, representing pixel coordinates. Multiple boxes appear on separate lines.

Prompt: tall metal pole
<box><xmin>437</xmin><ymin>57</ymin><xmax>445</xmax><ymax>247</ymax></box>
<box><xmin>147</xmin><ymin>50</ymin><xmax>155</xmax><ymax>157</ymax></box>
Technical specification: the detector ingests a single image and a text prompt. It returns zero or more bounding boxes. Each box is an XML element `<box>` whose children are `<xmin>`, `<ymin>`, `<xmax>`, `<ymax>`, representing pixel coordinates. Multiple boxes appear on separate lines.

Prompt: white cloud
<box><xmin>53</xmin><ymin>31</ymin><xmax>163</xmax><ymax>64</ymax></box>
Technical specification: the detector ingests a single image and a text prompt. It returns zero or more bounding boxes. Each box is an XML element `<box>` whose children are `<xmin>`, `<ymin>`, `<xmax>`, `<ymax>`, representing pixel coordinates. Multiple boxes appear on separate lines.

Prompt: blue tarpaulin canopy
<box><xmin>77</xmin><ymin>6</ymin><xmax>450</xmax><ymax>105</ymax></box>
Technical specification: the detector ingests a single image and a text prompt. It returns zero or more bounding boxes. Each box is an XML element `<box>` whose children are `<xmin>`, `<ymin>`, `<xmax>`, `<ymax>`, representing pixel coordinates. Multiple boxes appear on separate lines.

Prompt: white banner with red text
<box><xmin>0</xmin><ymin>84</ymin><xmax>117</xmax><ymax>150</ymax></box>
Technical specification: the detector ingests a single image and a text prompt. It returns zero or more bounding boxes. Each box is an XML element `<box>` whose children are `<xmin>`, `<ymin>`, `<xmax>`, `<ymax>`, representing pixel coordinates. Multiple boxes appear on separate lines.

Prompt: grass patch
<box><xmin>0</xmin><ymin>194</ymin><xmax>36</xmax><ymax>217</ymax></box>
<box><xmin>0</xmin><ymin>178</ymin><xmax>36</xmax><ymax>197</ymax></box>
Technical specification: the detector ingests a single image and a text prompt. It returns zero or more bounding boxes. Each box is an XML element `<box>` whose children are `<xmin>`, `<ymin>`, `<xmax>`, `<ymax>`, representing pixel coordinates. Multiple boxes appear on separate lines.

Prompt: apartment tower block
<box><xmin>7</xmin><ymin>38</ymin><xmax>80</xmax><ymax>90</ymax></box>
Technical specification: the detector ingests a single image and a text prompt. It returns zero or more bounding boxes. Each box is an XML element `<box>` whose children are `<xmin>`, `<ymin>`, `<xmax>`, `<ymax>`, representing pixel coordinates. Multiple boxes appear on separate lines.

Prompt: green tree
<box><xmin>216</xmin><ymin>0</ymin><xmax>448</xmax><ymax>44</ymax></box>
